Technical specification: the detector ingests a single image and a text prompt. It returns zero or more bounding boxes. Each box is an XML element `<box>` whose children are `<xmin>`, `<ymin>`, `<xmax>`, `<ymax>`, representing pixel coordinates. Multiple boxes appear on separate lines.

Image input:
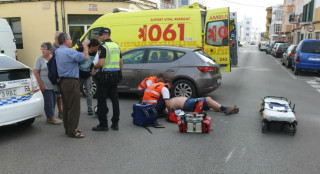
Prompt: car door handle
<box><xmin>166</xmin><ymin>69</ymin><xmax>175</xmax><ymax>72</ymax></box>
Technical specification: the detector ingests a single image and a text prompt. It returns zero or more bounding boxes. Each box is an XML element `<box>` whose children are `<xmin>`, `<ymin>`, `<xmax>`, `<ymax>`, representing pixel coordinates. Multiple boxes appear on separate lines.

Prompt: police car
<box><xmin>0</xmin><ymin>54</ymin><xmax>44</xmax><ymax>126</ymax></box>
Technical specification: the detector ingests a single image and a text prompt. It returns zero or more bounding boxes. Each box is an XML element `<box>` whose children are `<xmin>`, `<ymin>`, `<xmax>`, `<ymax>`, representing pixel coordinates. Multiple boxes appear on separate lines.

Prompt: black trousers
<box><xmin>96</xmin><ymin>73</ymin><xmax>120</xmax><ymax>127</ymax></box>
<box><xmin>155</xmin><ymin>96</ymin><xmax>166</xmax><ymax>117</ymax></box>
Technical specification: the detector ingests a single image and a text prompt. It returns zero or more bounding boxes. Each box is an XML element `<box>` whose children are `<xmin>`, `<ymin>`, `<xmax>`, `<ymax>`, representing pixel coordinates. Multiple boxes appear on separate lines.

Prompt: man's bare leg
<box><xmin>205</xmin><ymin>97</ymin><xmax>222</xmax><ymax>111</ymax></box>
<box><xmin>205</xmin><ymin>97</ymin><xmax>239</xmax><ymax>114</ymax></box>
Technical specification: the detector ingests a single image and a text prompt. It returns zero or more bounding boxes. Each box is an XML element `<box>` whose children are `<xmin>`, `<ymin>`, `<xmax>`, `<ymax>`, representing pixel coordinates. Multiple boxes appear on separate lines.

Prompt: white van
<box><xmin>0</xmin><ymin>18</ymin><xmax>16</xmax><ymax>59</ymax></box>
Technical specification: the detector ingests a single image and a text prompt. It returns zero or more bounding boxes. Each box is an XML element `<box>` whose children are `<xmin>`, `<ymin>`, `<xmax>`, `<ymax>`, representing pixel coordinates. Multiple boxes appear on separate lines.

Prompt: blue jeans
<box><xmin>41</xmin><ymin>90</ymin><xmax>57</xmax><ymax>118</ymax></box>
<box><xmin>183</xmin><ymin>97</ymin><xmax>210</xmax><ymax>112</ymax></box>
<box><xmin>79</xmin><ymin>76</ymin><xmax>93</xmax><ymax>111</ymax></box>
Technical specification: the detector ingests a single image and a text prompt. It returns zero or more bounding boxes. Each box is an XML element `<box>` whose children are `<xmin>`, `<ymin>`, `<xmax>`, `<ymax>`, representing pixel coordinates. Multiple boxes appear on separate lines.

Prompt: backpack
<box><xmin>47</xmin><ymin>52</ymin><xmax>59</xmax><ymax>85</ymax></box>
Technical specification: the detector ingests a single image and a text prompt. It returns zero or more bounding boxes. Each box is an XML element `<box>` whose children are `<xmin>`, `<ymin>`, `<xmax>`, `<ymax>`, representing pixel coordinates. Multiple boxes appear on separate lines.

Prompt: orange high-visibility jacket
<box><xmin>142</xmin><ymin>82</ymin><xmax>166</xmax><ymax>104</ymax></box>
<box><xmin>138</xmin><ymin>76</ymin><xmax>157</xmax><ymax>90</ymax></box>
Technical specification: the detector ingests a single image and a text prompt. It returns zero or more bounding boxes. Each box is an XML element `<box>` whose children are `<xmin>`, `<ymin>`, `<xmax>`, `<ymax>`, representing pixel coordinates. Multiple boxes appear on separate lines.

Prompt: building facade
<box><xmin>243</xmin><ymin>17</ymin><xmax>252</xmax><ymax>43</ymax></box>
<box><xmin>266</xmin><ymin>6</ymin><xmax>272</xmax><ymax>38</ymax></box>
<box><xmin>269</xmin><ymin>4</ymin><xmax>286</xmax><ymax>42</ymax></box>
<box><xmin>0</xmin><ymin>0</ymin><xmax>157</xmax><ymax>67</ymax></box>
<box><xmin>282</xmin><ymin>0</ymin><xmax>294</xmax><ymax>44</ymax></box>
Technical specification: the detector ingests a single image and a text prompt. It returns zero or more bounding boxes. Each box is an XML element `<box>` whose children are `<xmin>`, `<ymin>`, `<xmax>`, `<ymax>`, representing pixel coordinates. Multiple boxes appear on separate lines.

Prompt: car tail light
<box><xmin>30</xmin><ymin>70</ymin><xmax>40</xmax><ymax>93</ymax></box>
<box><xmin>289</xmin><ymin>53</ymin><xmax>295</xmax><ymax>57</ymax></box>
<box><xmin>277</xmin><ymin>49</ymin><xmax>280</xmax><ymax>52</ymax></box>
<box><xmin>15</xmin><ymin>50</ymin><xmax>18</xmax><ymax>60</ymax></box>
<box><xmin>296</xmin><ymin>56</ymin><xmax>300</xmax><ymax>63</ymax></box>
<box><xmin>198</xmin><ymin>67</ymin><xmax>215</xmax><ymax>72</ymax></box>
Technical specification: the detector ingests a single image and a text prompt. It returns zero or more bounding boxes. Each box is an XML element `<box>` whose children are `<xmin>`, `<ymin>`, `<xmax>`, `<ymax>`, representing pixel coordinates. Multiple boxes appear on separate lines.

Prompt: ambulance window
<box><xmin>201</xmin><ymin>11</ymin><xmax>206</xmax><ymax>33</ymax></box>
<box><xmin>122</xmin><ymin>49</ymin><xmax>145</xmax><ymax>64</ymax></box>
<box><xmin>84</xmin><ymin>28</ymin><xmax>100</xmax><ymax>41</ymax></box>
<box><xmin>147</xmin><ymin>49</ymin><xmax>175</xmax><ymax>63</ymax></box>
<box><xmin>205</xmin><ymin>20</ymin><xmax>229</xmax><ymax>46</ymax></box>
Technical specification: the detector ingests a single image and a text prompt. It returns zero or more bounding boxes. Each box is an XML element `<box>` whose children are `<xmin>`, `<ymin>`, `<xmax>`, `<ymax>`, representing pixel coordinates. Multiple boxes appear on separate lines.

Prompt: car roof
<box><xmin>123</xmin><ymin>45</ymin><xmax>199</xmax><ymax>53</ymax></box>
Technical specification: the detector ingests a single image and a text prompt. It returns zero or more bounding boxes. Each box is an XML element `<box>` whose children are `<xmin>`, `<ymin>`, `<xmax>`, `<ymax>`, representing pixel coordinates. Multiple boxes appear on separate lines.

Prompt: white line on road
<box><xmin>307</xmin><ymin>80</ymin><xmax>319</xmax><ymax>85</ymax></box>
<box><xmin>274</xmin><ymin>60</ymin><xmax>297</xmax><ymax>79</ymax></box>
<box><xmin>318</xmin><ymin>89</ymin><xmax>320</xmax><ymax>93</ymax></box>
<box><xmin>311</xmin><ymin>85</ymin><xmax>320</xmax><ymax>88</ymax></box>
<box><xmin>225</xmin><ymin>147</ymin><xmax>236</xmax><ymax>163</ymax></box>
<box><xmin>239</xmin><ymin>146</ymin><xmax>246</xmax><ymax>159</ymax></box>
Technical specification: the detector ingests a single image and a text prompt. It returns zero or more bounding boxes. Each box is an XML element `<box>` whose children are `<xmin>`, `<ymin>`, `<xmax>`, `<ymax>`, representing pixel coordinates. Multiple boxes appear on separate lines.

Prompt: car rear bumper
<box><xmin>296</xmin><ymin>63</ymin><xmax>320</xmax><ymax>71</ymax></box>
<box><xmin>0</xmin><ymin>92</ymin><xmax>44</xmax><ymax>126</ymax></box>
<box><xmin>196</xmin><ymin>74</ymin><xmax>222</xmax><ymax>96</ymax></box>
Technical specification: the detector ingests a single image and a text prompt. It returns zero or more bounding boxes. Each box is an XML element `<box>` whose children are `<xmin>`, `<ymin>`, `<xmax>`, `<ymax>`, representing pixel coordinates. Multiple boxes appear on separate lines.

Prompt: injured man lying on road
<box><xmin>169</xmin><ymin>97</ymin><xmax>239</xmax><ymax>115</ymax></box>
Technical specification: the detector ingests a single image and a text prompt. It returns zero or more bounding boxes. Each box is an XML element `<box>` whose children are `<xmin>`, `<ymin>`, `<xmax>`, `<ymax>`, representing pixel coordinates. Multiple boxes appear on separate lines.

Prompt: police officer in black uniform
<box><xmin>92</xmin><ymin>28</ymin><xmax>123</xmax><ymax>131</ymax></box>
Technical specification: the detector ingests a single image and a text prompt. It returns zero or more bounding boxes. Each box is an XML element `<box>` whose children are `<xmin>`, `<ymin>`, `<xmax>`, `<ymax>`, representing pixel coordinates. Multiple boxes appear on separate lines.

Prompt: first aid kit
<box><xmin>177</xmin><ymin>112</ymin><xmax>212</xmax><ymax>133</ymax></box>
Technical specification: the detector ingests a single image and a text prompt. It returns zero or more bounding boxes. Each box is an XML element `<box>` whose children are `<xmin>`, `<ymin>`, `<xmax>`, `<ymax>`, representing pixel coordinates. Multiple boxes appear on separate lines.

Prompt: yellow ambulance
<box><xmin>79</xmin><ymin>3</ymin><xmax>231</xmax><ymax>72</ymax></box>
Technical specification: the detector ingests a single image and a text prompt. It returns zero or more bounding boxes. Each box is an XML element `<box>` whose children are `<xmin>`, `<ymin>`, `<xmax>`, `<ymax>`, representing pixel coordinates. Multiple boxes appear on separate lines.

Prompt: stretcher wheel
<box><xmin>262</xmin><ymin>121</ymin><xmax>268</xmax><ymax>133</ymax></box>
<box><xmin>288</xmin><ymin>124</ymin><xmax>296</xmax><ymax>136</ymax></box>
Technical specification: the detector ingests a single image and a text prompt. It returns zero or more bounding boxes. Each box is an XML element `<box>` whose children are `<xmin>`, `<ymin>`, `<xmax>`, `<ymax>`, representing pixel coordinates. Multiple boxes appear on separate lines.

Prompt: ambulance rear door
<box><xmin>204</xmin><ymin>8</ymin><xmax>230</xmax><ymax>72</ymax></box>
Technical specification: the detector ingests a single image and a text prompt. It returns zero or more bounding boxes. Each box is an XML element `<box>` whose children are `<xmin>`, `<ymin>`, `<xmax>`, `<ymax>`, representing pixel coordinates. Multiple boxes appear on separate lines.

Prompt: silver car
<box><xmin>119</xmin><ymin>46</ymin><xmax>221</xmax><ymax>98</ymax></box>
<box><xmin>82</xmin><ymin>46</ymin><xmax>222</xmax><ymax>98</ymax></box>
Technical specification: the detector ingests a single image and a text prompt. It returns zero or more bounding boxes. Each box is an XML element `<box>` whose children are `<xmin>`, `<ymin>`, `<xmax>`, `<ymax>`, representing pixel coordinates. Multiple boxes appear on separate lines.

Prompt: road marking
<box><xmin>225</xmin><ymin>147</ymin><xmax>236</xmax><ymax>163</ymax></box>
<box><xmin>318</xmin><ymin>89</ymin><xmax>320</xmax><ymax>93</ymax></box>
<box><xmin>311</xmin><ymin>85</ymin><xmax>320</xmax><ymax>88</ymax></box>
<box><xmin>275</xmin><ymin>60</ymin><xmax>297</xmax><ymax>79</ymax></box>
<box><xmin>307</xmin><ymin>80</ymin><xmax>319</xmax><ymax>85</ymax></box>
<box><xmin>239</xmin><ymin>146</ymin><xmax>246</xmax><ymax>159</ymax></box>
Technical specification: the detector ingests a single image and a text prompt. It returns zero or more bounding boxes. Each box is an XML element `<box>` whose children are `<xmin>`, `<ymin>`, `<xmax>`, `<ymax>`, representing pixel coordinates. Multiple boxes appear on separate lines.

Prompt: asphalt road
<box><xmin>1</xmin><ymin>45</ymin><xmax>320</xmax><ymax>174</ymax></box>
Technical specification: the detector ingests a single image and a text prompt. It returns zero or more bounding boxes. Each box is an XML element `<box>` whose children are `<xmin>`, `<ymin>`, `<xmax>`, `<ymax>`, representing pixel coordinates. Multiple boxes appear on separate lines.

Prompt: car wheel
<box><xmin>18</xmin><ymin>118</ymin><xmax>35</xmax><ymax>127</ymax></box>
<box><xmin>294</xmin><ymin>66</ymin><xmax>300</xmax><ymax>75</ymax></box>
<box><xmin>286</xmin><ymin>60</ymin><xmax>291</xmax><ymax>68</ymax></box>
<box><xmin>82</xmin><ymin>77</ymin><xmax>98</xmax><ymax>99</ymax></box>
<box><xmin>172</xmin><ymin>80</ymin><xmax>197</xmax><ymax>98</ymax></box>
<box><xmin>281</xmin><ymin>59</ymin><xmax>285</xmax><ymax>65</ymax></box>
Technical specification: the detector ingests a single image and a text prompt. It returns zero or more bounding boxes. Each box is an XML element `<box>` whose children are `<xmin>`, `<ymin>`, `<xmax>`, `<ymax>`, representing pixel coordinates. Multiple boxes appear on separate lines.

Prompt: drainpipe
<box><xmin>54</xmin><ymin>0</ymin><xmax>59</xmax><ymax>31</ymax></box>
<box><xmin>61</xmin><ymin>0</ymin><xmax>66</xmax><ymax>32</ymax></box>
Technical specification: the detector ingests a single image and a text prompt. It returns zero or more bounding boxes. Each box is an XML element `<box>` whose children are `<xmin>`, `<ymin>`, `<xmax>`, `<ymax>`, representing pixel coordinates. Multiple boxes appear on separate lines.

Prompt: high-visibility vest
<box><xmin>101</xmin><ymin>41</ymin><xmax>121</xmax><ymax>71</ymax></box>
<box><xmin>138</xmin><ymin>76</ymin><xmax>157</xmax><ymax>90</ymax></box>
<box><xmin>142</xmin><ymin>82</ymin><xmax>166</xmax><ymax>104</ymax></box>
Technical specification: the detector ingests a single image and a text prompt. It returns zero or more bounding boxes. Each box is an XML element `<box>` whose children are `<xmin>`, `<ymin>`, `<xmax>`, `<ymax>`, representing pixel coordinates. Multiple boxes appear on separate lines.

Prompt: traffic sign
<box><xmin>307</xmin><ymin>24</ymin><xmax>315</xmax><ymax>32</ymax></box>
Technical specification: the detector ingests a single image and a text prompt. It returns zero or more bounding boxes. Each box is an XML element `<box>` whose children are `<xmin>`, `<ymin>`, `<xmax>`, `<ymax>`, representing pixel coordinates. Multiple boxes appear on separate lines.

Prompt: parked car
<box><xmin>265</xmin><ymin>44</ymin><xmax>272</xmax><ymax>54</ymax></box>
<box><xmin>0</xmin><ymin>54</ymin><xmax>44</xmax><ymax>127</ymax></box>
<box><xmin>81</xmin><ymin>46</ymin><xmax>222</xmax><ymax>98</ymax></box>
<box><xmin>292</xmin><ymin>39</ymin><xmax>320</xmax><ymax>75</ymax></box>
<box><xmin>274</xmin><ymin>43</ymin><xmax>288</xmax><ymax>58</ymax></box>
<box><xmin>271</xmin><ymin>43</ymin><xmax>280</xmax><ymax>57</ymax></box>
<box><xmin>282</xmin><ymin>44</ymin><xmax>297</xmax><ymax>68</ymax></box>
<box><xmin>259</xmin><ymin>42</ymin><xmax>267</xmax><ymax>51</ymax></box>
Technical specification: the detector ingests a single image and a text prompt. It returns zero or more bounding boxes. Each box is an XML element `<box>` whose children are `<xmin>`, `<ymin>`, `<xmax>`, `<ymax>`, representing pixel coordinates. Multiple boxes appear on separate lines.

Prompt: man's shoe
<box><xmin>46</xmin><ymin>118</ymin><xmax>62</xmax><ymax>125</ymax></box>
<box><xmin>88</xmin><ymin>110</ymin><xmax>94</xmax><ymax>115</ymax></box>
<box><xmin>111</xmin><ymin>124</ymin><xmax>119</xmax><ymax>131</ymax></box>
<box><xmin>224</xmin><ymin>106</ymin><xmax>239</xmax><ymax>115</ymax></box>
<box><xmin>92</xmin><ymin>125</ymin><xmax>109</xmax><ymax>131</ymax></box>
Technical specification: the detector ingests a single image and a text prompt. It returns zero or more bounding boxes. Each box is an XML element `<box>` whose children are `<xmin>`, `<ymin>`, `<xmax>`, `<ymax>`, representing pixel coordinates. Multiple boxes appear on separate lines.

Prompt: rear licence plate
<box><xmin>0</xmin><ymin>88</ymin><xmax>17</xmax><ymax>99</ymax></box>
<box><xmin>309</xmin><ymin>57</ymin><xmax>320</xmax><ymax>61</ymax></box>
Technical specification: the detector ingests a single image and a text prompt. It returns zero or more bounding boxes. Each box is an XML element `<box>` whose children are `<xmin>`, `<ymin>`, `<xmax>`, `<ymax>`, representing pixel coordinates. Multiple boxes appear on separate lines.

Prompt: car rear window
<box><xmin>194</xmin><ymin>50</ymin><xmax>215</xmax><ymax>64</ymax></box>
<box><xmin>0</xmin><ymin>56</ymin><xmax>25</xmax><ymax>69</ymax></box>
<box><xmin>301</xmin><ymin>42</ymin><xmax>320</xmax><ymax>54</ymax></box>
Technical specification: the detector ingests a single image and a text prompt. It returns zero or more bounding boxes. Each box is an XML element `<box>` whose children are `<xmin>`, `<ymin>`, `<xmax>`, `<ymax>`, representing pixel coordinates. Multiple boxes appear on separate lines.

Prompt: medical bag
<box><xmin>177</xmin><ymin>112</ymin><xmax>212</xmax><ymax>133</ymax></box>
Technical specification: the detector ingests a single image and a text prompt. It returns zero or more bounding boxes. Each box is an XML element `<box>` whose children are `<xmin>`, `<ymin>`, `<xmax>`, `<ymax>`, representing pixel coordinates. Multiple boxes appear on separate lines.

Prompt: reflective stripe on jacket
<box><xmin>142</xmin><ymin>82</ymin><xmax>165</xmax><ymax>104</ymax></box>
<box><xmin>102</xmin><ymin>42</ymin><xmax>121</xmax><ymax>71</ymax></box>
<box><xmin>138</xmin><ymin>76</ymin><xmax>157</xmax><ymax>90</ymax></box>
